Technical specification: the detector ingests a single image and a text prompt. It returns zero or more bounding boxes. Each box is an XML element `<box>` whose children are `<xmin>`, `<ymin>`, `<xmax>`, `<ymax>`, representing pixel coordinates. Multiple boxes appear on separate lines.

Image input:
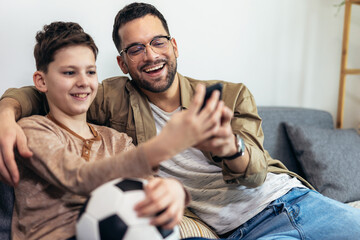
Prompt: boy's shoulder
<box><xmin>18</xmin><ymin>115</ymin><xmax>53</xmax><ymax>128</ymax></box>
<box><xmin>18</xmin><ymin>115</ymin><xmax>67</xmax><ymax>135</ymax></box>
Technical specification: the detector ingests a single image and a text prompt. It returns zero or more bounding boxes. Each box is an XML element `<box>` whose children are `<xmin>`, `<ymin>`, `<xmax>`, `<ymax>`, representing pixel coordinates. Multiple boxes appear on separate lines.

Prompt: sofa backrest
<box><xmin>257</xmin><ymin>106</ymin><xmax>334</xmax><ymax>177</ymax></box>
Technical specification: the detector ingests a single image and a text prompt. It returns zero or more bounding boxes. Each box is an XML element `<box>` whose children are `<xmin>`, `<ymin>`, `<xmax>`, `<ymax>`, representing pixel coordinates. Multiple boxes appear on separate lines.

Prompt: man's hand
<box><xmin>195</xmin><ymin>105</ymin><xmax>250</xmax><ymax>173</ymax></box>
<box><xmin>134</xmin><ymin>178</ymin><xmax>186</xmax><ymax>229</ymax></box>
<box><xmin>0</xmin><ymin>98</ymin><xmax>32</xmax><ymax>186</ymax></box>
<box><xmin>195</xmin><ymin>105</ymin><xmax>235</xmax><ymax>156</ymax></box>
<box><xmin>160</xmin><ymin>84</ymin><xmax>223</xmax><ymax>153</ymax></box>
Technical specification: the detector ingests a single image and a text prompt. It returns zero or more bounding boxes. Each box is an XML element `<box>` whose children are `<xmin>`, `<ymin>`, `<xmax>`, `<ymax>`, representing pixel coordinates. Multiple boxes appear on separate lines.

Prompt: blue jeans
<box><xmin>224</xmin><ymin>187</ymin><xmax>360</xmax><ymax>240</ymax></box>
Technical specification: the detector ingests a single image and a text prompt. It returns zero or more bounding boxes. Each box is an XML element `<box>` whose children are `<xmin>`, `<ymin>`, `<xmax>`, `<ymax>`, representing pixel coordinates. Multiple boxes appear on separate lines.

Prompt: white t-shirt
<box><xmin>150</xmin><ymin>103</ymin><xmax>306</xmax><ymax>234</ymax></box>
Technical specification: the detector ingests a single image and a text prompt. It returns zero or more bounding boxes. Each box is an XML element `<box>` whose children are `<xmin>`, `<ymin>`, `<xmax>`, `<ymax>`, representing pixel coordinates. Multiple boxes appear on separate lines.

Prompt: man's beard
<box><xmin>129</xmin><ymin>58</ymin><xmax>177</xmax><ymax>93</ymax></box>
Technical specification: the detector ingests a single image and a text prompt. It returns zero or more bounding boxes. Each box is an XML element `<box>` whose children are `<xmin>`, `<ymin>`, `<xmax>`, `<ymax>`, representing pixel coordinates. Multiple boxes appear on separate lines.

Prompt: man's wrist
<box><xmin>0</xmin><ymin>98</ymin><xmax>22</xmax><ymax>121</ymax></box>
<box><xmin>222</xmin><ymin>134</ymin><xmax>245</xmax><ymax>160</ymax></box>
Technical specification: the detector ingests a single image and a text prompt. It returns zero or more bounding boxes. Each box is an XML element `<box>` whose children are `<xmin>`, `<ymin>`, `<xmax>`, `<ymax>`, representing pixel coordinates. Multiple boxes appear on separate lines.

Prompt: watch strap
<box><xmin>222</xmin><ymin>134</ymin><xmax>245</xmax><ymax>160</ymax></box>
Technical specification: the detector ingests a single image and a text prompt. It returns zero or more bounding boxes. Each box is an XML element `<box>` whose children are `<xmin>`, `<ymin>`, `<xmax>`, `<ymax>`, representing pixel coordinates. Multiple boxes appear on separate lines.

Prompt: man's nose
<box><xmin>143</xmin><ymin>45</ymin><xmax>159</xmax><ymax>61</ymax></box>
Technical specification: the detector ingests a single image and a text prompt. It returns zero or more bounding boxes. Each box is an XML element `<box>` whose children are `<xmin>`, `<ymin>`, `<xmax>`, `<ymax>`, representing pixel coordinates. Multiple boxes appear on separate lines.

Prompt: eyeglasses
<box><xmin>119</xmin><ymin>36</ymin><xmax>172</xmax><ymax>62</ymax></box>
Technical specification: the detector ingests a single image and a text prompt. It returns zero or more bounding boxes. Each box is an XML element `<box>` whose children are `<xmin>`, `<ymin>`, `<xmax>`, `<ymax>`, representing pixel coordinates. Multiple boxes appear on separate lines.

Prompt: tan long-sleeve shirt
<box><xmin>12</xmin><ymin>115</ymin><xmax>155</xmax><ymax>240</ymax></box>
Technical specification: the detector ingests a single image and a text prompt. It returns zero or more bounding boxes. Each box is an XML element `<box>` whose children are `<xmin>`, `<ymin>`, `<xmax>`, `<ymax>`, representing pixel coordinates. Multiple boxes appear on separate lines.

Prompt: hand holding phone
<box><xmin>201</xmin><ymin>83</ymin><xmax>223</xmax><ymax>110</ymax></box>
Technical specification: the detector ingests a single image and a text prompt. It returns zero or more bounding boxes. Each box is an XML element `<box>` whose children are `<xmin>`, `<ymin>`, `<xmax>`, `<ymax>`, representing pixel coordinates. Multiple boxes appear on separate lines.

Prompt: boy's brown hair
<box><xmin>34</xmin><ymin>21</ymin><xmax>98</xmax><ymax>73</ymax></box>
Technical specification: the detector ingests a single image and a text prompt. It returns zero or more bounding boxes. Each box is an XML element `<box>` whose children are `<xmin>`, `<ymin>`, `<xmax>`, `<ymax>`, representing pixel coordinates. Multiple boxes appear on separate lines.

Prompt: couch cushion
<box><xmin>284</xmin><ymin>123</ymin><xmax>360</xmax><ymax>203</ymax></box>
<box><xmin>257</xmin><ymin>107</ymin><xmax>333</xmax><ymax>177</ymax></box>
<box><xmin>0</xmin><ymin>183</ymin><xmax>13</xmax><ymax>240</ymax></box>
<box><xmin>179</xmin><ymin>216</ymin><xmax>218</xmax><ymax>239</ymax></box>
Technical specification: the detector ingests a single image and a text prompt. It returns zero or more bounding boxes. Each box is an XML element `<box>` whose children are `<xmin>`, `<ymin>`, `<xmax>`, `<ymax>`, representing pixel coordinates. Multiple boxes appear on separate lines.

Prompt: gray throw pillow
<box><xmin>284</xmin><ymin>123</ymin><xmax>360</xmax><ymax>203</ymax></box>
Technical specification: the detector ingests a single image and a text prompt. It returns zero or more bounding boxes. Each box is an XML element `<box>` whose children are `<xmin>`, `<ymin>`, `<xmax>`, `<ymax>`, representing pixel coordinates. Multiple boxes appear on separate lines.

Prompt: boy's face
<box><xmin>116</xmin><ymin>14</ymin><xmax>179</xmax><ymax>93</ymax></box>
<box><xmin>35</xmin><ymin>45</ymin><xmax>98</xmax><ymax>117</ymax></box>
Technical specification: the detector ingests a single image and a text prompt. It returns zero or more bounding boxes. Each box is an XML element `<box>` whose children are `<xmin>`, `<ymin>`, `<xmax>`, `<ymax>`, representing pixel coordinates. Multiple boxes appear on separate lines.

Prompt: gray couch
<box><xmin>1</xmin><ymin>107</ymin><xmax>360</xmax><ymax>239</ymax></box>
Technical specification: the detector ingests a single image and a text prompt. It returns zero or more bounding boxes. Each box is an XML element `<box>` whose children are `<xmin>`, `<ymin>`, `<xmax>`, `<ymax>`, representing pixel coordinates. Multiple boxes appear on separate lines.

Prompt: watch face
<box><xmin>238</xmin><ymin>136</ymin><xmax>245</xmax><ymax>156</ymax></box>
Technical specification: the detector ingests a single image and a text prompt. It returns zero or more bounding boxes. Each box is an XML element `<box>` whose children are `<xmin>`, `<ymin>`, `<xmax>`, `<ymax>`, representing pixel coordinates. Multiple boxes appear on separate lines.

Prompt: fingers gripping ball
<box><xmin>76</xmin><ymin>178</ymin><xmax>179</xmax><ymax>240</ymax></box>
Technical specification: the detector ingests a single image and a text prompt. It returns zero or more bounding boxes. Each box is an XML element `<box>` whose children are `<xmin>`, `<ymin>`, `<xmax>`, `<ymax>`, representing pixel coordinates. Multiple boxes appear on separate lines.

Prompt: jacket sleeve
<box><xmin>220</xmin><ymin>84</ymin><xmax>268</xmax><ymax>187</ymax></box>
<box><xmin>1</xmin><ymin>81</ymin><xmax>109</xmax><ymax>123</ymax></box>
<box><xmin>0</xmin><ymin>86</ymin><xmax>48</xmax><ymax>117</ymax></box>
<box><xmin>17</xmin><ymin>118</ymin><xmax>155</xmax><ymax>196</ymax></box>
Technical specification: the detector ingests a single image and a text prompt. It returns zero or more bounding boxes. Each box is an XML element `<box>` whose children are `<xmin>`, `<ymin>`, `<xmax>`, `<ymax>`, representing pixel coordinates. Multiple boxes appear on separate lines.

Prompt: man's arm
<box><xmin>196</xmin><ymin>83</ymin><xmax>268</xmax><ymax>187</ymax></box>
<box><xmin>1</xmin><ymin>86</ymin><xmax>48</xmax><ymax>117</ymax></box>
<box><xmin>0</xmin><ymin>98</ymin><xmax>33</xmax><ymax>186</ymax></box>
<box><xmin>0</xmin><ymin>85</ymin><xmax>47</xmax><ymax>186</ymax></box>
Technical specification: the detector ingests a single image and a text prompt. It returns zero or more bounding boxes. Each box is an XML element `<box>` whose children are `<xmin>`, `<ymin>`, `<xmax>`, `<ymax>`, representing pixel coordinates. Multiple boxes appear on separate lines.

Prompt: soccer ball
<box><xmin>76</xmin><ymin>178</ymin><xmax>180</xmax><ymax>240</ymax></box>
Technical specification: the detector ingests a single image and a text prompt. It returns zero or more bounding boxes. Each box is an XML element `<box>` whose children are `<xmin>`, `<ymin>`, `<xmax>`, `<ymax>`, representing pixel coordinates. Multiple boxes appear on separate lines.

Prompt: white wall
<box><xmin>0</xmin><ymin>0</ymin><xmax>359</xmax><ymax>128</ymax></box>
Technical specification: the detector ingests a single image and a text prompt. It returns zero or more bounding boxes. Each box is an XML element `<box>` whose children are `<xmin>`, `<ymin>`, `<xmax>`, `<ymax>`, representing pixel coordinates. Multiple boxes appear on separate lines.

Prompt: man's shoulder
<box><xmin>181</xmin><ymin>75</ymin><xmax>250</xmax><ymax>96</ymax></box>
<box><xmin>182</xmin><ymin>75</ymin><xmax>246</xmax><ymax>89</ymax></box>
<box><xmin>180</xmin><ymin>75</ymin><xmax>253</xmax><ymax>107</ymax></box>
<box><xmin>101</xmin><ymin>76</ymin><xmax>131</xmax><ymax>89</ymax></box>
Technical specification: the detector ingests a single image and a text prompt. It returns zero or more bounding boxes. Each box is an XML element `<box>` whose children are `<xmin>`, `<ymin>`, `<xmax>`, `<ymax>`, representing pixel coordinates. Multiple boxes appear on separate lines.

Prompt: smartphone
<box><xmin>201</xmin><ymin>83</ymin><xmax>223</xmax><ymax>110</ymax></box>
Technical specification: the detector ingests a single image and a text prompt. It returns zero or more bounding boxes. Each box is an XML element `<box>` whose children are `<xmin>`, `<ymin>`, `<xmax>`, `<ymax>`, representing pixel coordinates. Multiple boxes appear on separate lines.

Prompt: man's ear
<box><xmin>116</xmin><ymin>55</ymin><xmax>129</xmax><ymax>74</ymax></box>
<box><xmin>171</xmin><ymin>38</ymin><xmax>179</xmax><ymax>58</ymax></box>
<box><xmin>33</xmin><ymin>71</ymin><xmax>48</xmax><ymax>93</ymax></box>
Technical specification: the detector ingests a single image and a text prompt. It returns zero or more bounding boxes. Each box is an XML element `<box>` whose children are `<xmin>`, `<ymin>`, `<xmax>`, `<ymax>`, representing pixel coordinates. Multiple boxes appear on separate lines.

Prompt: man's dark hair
<box><xmin>34</xmin><ymin>21</ymin><xmax>98</xmax><ymax>73</ymax></box>
<box><xmin>112</xmin><ymin>2</ymin><xmax>170</xmax><ymax>53</ymax></box>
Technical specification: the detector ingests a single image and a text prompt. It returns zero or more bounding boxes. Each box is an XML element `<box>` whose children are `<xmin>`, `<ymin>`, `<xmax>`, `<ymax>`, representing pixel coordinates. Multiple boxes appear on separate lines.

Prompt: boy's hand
<box><xmin>159</xmin><ymin>84</ymin><xmax>224</xmax><ymax>156</ymax></box>
<box><xmin>134</xmin><ymin>178</ymin><xmax>185</xmax><ymax>229</ymax></box>
<box><xmin>195</xmin><ymin>105</ymin><xmax>236</xmax><ymax>157</ymax></box>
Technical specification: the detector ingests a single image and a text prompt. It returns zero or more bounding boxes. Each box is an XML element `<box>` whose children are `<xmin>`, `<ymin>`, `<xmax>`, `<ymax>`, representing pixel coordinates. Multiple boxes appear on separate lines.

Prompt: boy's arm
<box><xmin>20</xmin><ymin>120</ymin><xmax>188</xmax><ymax>228</ymax></box>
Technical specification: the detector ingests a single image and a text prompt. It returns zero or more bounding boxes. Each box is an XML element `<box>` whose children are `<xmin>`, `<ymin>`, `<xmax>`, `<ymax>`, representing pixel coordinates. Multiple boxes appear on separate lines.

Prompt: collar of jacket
<box><xmin>178</xmin><ymin>72</ymin><xmax>193</xmax><ymax>110</ymax></box>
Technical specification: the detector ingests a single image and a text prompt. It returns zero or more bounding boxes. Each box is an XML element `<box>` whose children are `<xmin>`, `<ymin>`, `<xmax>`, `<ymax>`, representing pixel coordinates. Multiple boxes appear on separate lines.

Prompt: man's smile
<box><xmin>144</xmin><ymin>63</ymin><xmax>165</xmax><ymax>73</ymax></box>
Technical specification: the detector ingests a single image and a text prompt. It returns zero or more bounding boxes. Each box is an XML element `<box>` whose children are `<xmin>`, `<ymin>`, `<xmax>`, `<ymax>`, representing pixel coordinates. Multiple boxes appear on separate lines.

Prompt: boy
<box><xmin>12</xmin><ymin>21</ymin><xmax>226</xmax><ymax>239</ymax></box>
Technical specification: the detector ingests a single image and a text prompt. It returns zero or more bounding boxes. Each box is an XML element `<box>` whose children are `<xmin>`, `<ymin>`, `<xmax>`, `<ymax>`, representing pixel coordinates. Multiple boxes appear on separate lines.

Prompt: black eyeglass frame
<box><xmin>119</xmin><ymin>35</ymin><xmax>172</xmax><ymax>57</ymax></box>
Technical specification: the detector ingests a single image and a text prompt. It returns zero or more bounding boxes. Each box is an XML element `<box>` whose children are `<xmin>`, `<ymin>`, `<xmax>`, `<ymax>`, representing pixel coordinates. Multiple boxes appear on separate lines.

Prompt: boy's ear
<box><xmin>33</xmin><ymin>71</ymin><xmax>48</xmax><ymax>93</ymax></box>
<box><xmin>116</xmin><ymin>55</ymin><xmax>129</xmax><ymax>74</ymax></box>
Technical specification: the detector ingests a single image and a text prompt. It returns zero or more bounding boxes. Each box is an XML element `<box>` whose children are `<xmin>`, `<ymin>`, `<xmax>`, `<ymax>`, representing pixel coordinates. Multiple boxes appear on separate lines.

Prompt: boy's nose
<box><xmin>76</xmin><ymin>74</ymin><xmax>89</xmax><ymax>87</ymax></box>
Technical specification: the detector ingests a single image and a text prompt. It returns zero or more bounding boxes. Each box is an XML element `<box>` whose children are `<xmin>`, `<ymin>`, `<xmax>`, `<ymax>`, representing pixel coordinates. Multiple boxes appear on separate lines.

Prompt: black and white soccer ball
<box><xmin>76</xmin><ymin>178</ymin><xmax>180</xmax><ymax>240</ymax></box>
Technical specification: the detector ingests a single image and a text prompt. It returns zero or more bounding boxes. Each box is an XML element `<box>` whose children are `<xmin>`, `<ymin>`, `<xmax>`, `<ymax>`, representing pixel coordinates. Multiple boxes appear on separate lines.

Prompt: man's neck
<box><xmin>143</xmin><ymin>75</ymin><xmax>181</xmax><ymax>113</ymax></box>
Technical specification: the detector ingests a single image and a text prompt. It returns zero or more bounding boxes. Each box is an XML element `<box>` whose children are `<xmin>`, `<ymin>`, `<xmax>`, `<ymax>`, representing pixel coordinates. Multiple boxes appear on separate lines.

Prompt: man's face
<box><xmin>117</xmin><ymin>15</ymin><xmax>179</xmax><ymax>93</ymax></box>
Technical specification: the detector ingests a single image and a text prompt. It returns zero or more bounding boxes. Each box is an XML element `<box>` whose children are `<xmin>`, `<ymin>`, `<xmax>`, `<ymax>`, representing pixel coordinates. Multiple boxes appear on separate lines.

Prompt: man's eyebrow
<box><xmin>124</xmin><ymin>42</ymin><xmax>143</xmax><ymax>50</ymax></box>
<box><xmin>124</xmin><ymin>35</ymin><xmax>166</xmax><ymax>49</ymax></box>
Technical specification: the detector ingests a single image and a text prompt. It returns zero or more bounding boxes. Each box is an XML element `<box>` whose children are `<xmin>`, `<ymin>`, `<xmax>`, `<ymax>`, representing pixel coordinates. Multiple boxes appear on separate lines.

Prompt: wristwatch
<box><xmin>222</xmin><ymin>134</ymin><xmax>245</xmax><ymax>160</ymax></box>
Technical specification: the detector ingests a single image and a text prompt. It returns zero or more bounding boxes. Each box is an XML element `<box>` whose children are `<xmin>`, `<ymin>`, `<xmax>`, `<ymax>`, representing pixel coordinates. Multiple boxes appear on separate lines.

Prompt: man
<box><xmin>1</xmin><ymin>2</ymin><xmax>360</xmax><ymax>239</ymax></box>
